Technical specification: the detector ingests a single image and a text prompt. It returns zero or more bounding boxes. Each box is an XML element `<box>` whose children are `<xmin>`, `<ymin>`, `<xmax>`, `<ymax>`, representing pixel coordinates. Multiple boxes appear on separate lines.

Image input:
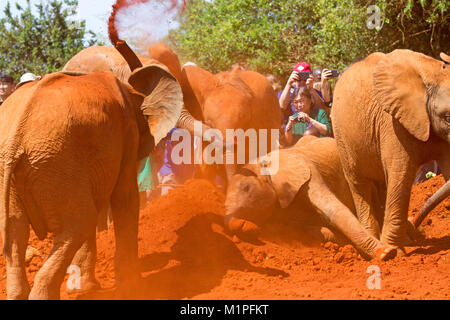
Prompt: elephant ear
<box><xmin>128</xmin><ymin>64</ymin><xmax>183</xmax><ymax>145</ymax></box>
<box><xmin>373</xmin><ymin>50</ymin><xmax>430</xmax><ymax>142</ymax></box>
<box><xmin>257</xmin><ymin>149</ymin><xmax>311</xmax><ymax>208</ymax></box>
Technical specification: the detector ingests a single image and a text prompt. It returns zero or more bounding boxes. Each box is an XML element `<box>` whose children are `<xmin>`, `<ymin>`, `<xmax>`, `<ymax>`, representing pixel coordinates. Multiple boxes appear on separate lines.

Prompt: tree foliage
<box><xmin>170</xmin><ymin>0</ymin><xmax>449</xmax><ymax>81</ymax></box>
<box><xmin>0</xmin><ymin>0</ymin><xmax>101</xmax><ymax>80</ymax></box>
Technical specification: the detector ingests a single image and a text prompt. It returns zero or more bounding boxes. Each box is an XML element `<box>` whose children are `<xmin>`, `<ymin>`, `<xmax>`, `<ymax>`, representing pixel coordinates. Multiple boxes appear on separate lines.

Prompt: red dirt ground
<box><xmin>0</xmin><ymin>176</ymin><xmax>449</xmax><ymax>300</ymax></box>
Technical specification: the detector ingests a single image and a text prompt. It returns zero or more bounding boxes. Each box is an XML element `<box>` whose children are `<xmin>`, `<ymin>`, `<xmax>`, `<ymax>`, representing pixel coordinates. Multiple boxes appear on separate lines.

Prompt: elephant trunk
<box><xmin>224</xmin><ymin>210</ymin><xmax>260</xmax><ymax>236</ymax></box>
<box><xmin>115</xmin><ymin>40</ymin><xmax>143</xmax><ymax>72</ymax></box>
<box><xmin>413</xmin><ymin>179</ymin><xmax>450</xmax><ymax>228</ymax></box>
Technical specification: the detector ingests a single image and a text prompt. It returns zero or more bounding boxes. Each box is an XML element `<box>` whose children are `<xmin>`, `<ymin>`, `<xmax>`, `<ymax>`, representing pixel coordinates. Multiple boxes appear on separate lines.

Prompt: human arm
<box><xmin>296</xmin><ymin>112</ymin><xmax>329</xmax><ymax>136</ymax></box>
<box><xmin>284</xmin><ymin>116</ymin><xmax>297</xmax><ymax>146</ymax></box>
<box><xmin>320</xmin><ymin>69</ymin><xmax>332</xmax><ymax>105</ymax></box>
<box><xmin>279</xmin><ymin>71</ymin><xmax>299</xmax><ymax>110</ymax></box>
<box><xmin>306</xmin><ymin>75</ymin><xmax>328</xmax><ymax>112</ymax></box>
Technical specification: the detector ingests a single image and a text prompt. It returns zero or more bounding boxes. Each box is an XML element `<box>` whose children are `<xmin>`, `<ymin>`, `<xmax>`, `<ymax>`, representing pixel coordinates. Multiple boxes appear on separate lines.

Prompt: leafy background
<box><xmin>0</xmin><ymin>0</ymin><xmax>448</xmax><ymax>83</ymax></box>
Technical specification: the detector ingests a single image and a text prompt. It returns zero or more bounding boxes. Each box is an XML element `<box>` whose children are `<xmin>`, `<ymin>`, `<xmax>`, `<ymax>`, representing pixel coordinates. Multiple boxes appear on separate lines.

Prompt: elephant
<box><xmin>147</xmin><ymin>44</ymin><xmax>282</xmax><ymax>182</ymax></box>
<box><xmin>224</xmin><ymin>136</ymin><xmax>396</xmax><ymax>261</ymax></box>
<box><xmin>330</xmin><ymin>50</ymin><xmax>450</xmax><ymax>252</ymax></box>
<box><xmin>0</xmin><ymin>42</ymin><xmax>182</xmax><ymax>299</ymax></box>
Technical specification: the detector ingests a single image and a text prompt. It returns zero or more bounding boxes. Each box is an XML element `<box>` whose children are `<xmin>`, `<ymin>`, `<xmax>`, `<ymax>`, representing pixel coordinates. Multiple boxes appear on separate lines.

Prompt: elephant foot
<box><xmin>7</xmin><ymin>288</ymin><xmax>30</xmax><ymax>300</ymax></box>
<box><xmin>375</xmin><ymin>246</ymin><xmax>397</xmax><ymax>261</ymax></box>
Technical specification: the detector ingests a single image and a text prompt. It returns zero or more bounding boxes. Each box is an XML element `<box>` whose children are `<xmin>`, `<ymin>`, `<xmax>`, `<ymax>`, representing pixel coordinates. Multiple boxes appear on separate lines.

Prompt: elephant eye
<box><xmin>445</xmin><ymin>116</ymin><xmax>450</xmax><ymax>124</ymax></box>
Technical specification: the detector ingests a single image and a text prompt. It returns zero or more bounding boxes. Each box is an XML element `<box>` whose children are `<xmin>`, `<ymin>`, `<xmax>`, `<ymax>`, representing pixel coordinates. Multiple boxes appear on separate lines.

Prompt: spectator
<box><xmin>284</xmin><ymin>85</ymin><xmax>332</xmax><ymax>146</ymax></box>
<box><xmin>265</xmin><ymin>74</ymin><xmax>282</xmax><ymax>92</ymax></box>
<box><xmin>278</xmin><ymin>62</ymin><xmax>328</xmax><ymax>131</ymax></box>
<box><xmin>313</xmin><ymin>68</ymin><xmax>333</xmax><ymax>108</ymax></box>
<box><xmin>0</xmin><ymin>73</ymin><xmax>15</xmax><ymax>105</ymax></box>
<box><xmin>138</xmin><ymin>156</ymin><xmax>156</xmax><ymax>208</ymax></box>
<box><xmin>158</xmin><ymin>128</ymin><xmax>196</xmax><ymax>196</ymax></box>
<box><xmin>231</xmin><ymin>62</ymin><xmax>249</xmax><ymax>71</ymax></box>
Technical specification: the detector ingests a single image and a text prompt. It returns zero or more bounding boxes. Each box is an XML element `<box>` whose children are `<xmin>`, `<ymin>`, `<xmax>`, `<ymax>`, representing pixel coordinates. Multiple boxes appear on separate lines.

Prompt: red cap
<box><xmin>293</xmin><ymin>62</ymin><xmax>311</xmax><ymax>73</ymax></box>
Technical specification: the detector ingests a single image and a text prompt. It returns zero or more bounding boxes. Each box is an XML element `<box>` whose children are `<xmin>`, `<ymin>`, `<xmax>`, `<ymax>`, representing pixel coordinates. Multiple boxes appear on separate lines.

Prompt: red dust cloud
<box><xmin>108</xmin><ymin>0</ymin><xmax>186</xmax><ymax>50</ymax></box>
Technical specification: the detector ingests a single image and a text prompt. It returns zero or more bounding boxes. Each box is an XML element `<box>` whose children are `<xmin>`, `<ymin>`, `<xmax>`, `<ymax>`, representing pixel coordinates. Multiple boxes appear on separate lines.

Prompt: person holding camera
<box><xmin>313</xmin><ymin>68</ymin><xmax>334</xmax><ymax>107</ymax></box>
<box><xmin>284</xmin><ymin>85</ymin><xmax>332</xmax><ymax>146</ymax></box>
<box><xmin>278</xmin><ymin>62</ymin><xmax>331</xmax><ymax>129</ymax></box>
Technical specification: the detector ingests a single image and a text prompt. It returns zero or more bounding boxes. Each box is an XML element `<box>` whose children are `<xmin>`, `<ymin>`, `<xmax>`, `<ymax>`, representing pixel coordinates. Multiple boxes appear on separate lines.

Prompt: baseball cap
<box><xmin>293</xmin><ymin>62</ymin><xmax>312</xmax><ymax>73</ymax></box>
<box><xmin>0</xmin><ymin>73</ymin><xmax>14</xmax><ymax>83</ymax></box>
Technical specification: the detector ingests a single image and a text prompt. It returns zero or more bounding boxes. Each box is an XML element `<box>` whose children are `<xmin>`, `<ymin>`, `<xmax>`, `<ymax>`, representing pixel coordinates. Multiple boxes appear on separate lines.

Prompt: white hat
<box><xmin>182</xmin><ymin>62</ymin><xmax>197</xmax><ymax>68</ymax></box>
<box><xmin>16</xmin><ymin>73</ymin><xmax>41</xmax><ymax>89</ymax></box>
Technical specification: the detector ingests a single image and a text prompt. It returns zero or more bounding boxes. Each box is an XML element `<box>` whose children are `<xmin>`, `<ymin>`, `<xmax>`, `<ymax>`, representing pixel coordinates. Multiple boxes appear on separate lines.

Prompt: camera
<box><xmin>330</xmin><ymin>69</ymin><xmax>340</xmax><ymax>77</ymax></box>
<box><xmin>298</xmin><ymin>71</ymin><xmax>311</xmax><ymax>81</ymax></box>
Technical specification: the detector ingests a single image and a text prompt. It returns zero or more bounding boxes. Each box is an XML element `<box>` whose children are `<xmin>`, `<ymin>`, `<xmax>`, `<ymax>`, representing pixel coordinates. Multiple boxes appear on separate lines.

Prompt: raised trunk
<box><xmin>114</xmin><ymin>40</ymin><xmax>142</xmax><ymax>72</ymax></box>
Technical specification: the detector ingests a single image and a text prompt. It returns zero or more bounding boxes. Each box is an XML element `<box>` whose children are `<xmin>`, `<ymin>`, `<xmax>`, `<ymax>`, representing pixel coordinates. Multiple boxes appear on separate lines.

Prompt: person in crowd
<box><xmin>231</xmin><ymin>62</ymin><xmax>249</xmax><ymax>71</ymax></box>
<box><xmin>138</xmin><ymin>155</ymin><xmax>156</xmax><ymax>208</ymax></box>
<box><xmin>278</xmin><ymin>62</ymin><xmax>328</xmax><ymax>129</ymax></box>
<box><xmin>284</xmin><ymin>85</ymin><xmax>332</xmax><ymax>146</ymax></box>
<box><xmin>313</xmin><ymin>68</ymin><xmax>333</xmax><ymax>108</ymax></box>
<box><xmin>0</xmin><ymin>73</ymin><xmax>15</xmax><ymax>106</ymax></box>
<box><xmin>158</xmin><ymin>128</ymin><xmax>197</xmax><ymax>196</ymax></box>
<box><xmin>265</xmin><ymin>74</ymin><xmax>282</xmax><ymax>92</ymax></box>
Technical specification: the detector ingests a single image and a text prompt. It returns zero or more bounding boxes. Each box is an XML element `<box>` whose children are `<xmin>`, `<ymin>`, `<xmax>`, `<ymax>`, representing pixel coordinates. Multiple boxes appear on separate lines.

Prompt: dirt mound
<box><xmin>0</xmin><ymin>176</ymin><xmax>449</xmax><ymax>300</ymax></box>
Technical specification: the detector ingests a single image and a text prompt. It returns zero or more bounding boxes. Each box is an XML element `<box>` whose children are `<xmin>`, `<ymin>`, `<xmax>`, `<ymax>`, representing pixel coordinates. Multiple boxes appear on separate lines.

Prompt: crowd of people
<box><xmin>0</xmin><ymin>60</ymin><xmax>439</xmax><ymax>207</ymax></box>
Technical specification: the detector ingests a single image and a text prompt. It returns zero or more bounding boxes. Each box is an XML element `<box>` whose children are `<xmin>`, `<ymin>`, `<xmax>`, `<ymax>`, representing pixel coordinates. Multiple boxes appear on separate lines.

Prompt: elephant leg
<box><xmin>110</xmin><ymin>165</ymin><xmax>140</xmax><ymax>298</ymax></box>
<box><xmin>347</xmin><ymin>180</ymin><xmax>381</xmax><ymax>238</ymax></box>
<box><xmin>5</xmin><ymin>193</ymin><xmax>30</xmax><ymax>300</ymax></box>
<box><xmin>29</xmin><ymin>229</ymin><xmax>85</xmax><ymax>300</ymax></box>
<box><xmin>301</xmin><ymin>225</ymin><xmax>349</xmax><ymax>246</ymax></box>
<box><xmin>67</xmin><ymin>232</ymin><xmax>100</xmax><ymax>294</ymax></box>
<box><xmin>381</xmin><ymin>173</ymin><xmax>415</xmax><ymax>250</ymax></box>
<box><xmin>307</xmin><ymin>175</ymin><xmax>395</xmax><ymax>261</ymax></box>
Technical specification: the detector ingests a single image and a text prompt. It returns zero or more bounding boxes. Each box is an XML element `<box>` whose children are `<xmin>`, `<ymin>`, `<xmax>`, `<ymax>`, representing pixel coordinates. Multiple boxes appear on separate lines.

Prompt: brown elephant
<box><xmin>331</xmin><ymin>50</ymin><xmax>450</xmax><ymax>251</ymax></box>
<box><xmin>0</xmin><ymin>44</ymin><xmax>182</xmax><ymax>299</ymax></box>
<box><xmin>224</xmin><ymin>136</ymin><xmax>396</xmax><ymax>261</ymax></box>
<box><xmin>147</xmin><ymin>44</ymin><xmax>282</xmax><ymax>182</ymax></box>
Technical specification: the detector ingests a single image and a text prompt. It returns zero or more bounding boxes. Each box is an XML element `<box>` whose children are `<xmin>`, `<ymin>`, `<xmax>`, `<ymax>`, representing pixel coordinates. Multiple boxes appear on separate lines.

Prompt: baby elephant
<box><xmin>225</xmin><ymin>136</ymin><xmax>396</xmax><ymax>261</ymax></box>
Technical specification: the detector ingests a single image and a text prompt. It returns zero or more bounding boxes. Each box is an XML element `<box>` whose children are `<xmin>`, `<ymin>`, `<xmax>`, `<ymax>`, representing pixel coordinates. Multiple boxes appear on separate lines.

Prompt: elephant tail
<box><xmin>412</xmin><ymin>179</ymin><xmax>450</xmax><ymax>228</ymax></box>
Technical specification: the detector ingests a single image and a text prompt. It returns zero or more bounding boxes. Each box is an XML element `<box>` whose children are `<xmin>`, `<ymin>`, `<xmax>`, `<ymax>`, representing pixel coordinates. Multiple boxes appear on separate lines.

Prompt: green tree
<box><xmin>0</xmin><ymin>0</ymin><xmax>102</xmax><ymax>80</ymax></box>
<box><xmin>170</xmin><ymin>0</ymin><xmax>449</xmax><ymax>82</ymax></box>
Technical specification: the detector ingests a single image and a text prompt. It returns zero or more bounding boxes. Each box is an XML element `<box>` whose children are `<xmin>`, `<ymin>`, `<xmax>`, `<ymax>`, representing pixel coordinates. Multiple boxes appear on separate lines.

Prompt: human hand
<box><xmin>287</xmin><ymin>71</ymin><xmax>300</xmax><ymax>86</ymax></box>
<box><xmin>297</xmin><ymin>112</ymin><xmax>311</xmax><ymax>123</ymax></box>
<box><xmin>306</xmin><ymin>75</ymin><xmax>314</xmax><ymax>90</ymax></box>
<box><xmin>321</xmin><ymin>69</ymin><xmax>333</xmax><ymax>81</ymax></box>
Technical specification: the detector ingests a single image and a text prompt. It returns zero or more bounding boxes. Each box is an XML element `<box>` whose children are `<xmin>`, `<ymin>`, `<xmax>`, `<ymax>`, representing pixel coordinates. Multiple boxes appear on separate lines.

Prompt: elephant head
<box><xmin>373</xmin><ymin>50</ymin><xmax>450</xmax><ymax>226</ymax></box>
<box><xmin>148</xmin><ymin>43</ymin><xmax>214</xmax><ymax>133</ymax></box>
<box><xmin>63</xmin><ymin>44</ymin><xmax>183</xmax><ymax>148</ymax></box>
<box><xmin>224</xmin><ymin>138</ymin><xmax>315</xmax><ymax>234</ymax></box>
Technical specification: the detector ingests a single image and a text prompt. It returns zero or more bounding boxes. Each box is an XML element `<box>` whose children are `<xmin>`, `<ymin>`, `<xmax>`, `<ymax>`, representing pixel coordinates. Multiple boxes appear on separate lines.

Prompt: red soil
<box><xmin>0</xmin><ymin>176</ymin><xmax>449</xmax><ymax>300</ymax></box>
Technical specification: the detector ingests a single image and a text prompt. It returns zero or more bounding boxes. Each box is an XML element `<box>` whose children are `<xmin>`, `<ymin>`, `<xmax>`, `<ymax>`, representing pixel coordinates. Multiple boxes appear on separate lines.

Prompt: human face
<box><xmin>0</xmin><ymin>81</ymin><xmax>14</xmax><ymax>101</ymax></box>
<box><xmin>293</xmin><ymin>94</ymin><xmax>311</xmax><ymax>114</ymax></box>
<box><xmin>292</xmin><ymin>80</ymin><xmax>306</xmax><ymax>88</ymax></box>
